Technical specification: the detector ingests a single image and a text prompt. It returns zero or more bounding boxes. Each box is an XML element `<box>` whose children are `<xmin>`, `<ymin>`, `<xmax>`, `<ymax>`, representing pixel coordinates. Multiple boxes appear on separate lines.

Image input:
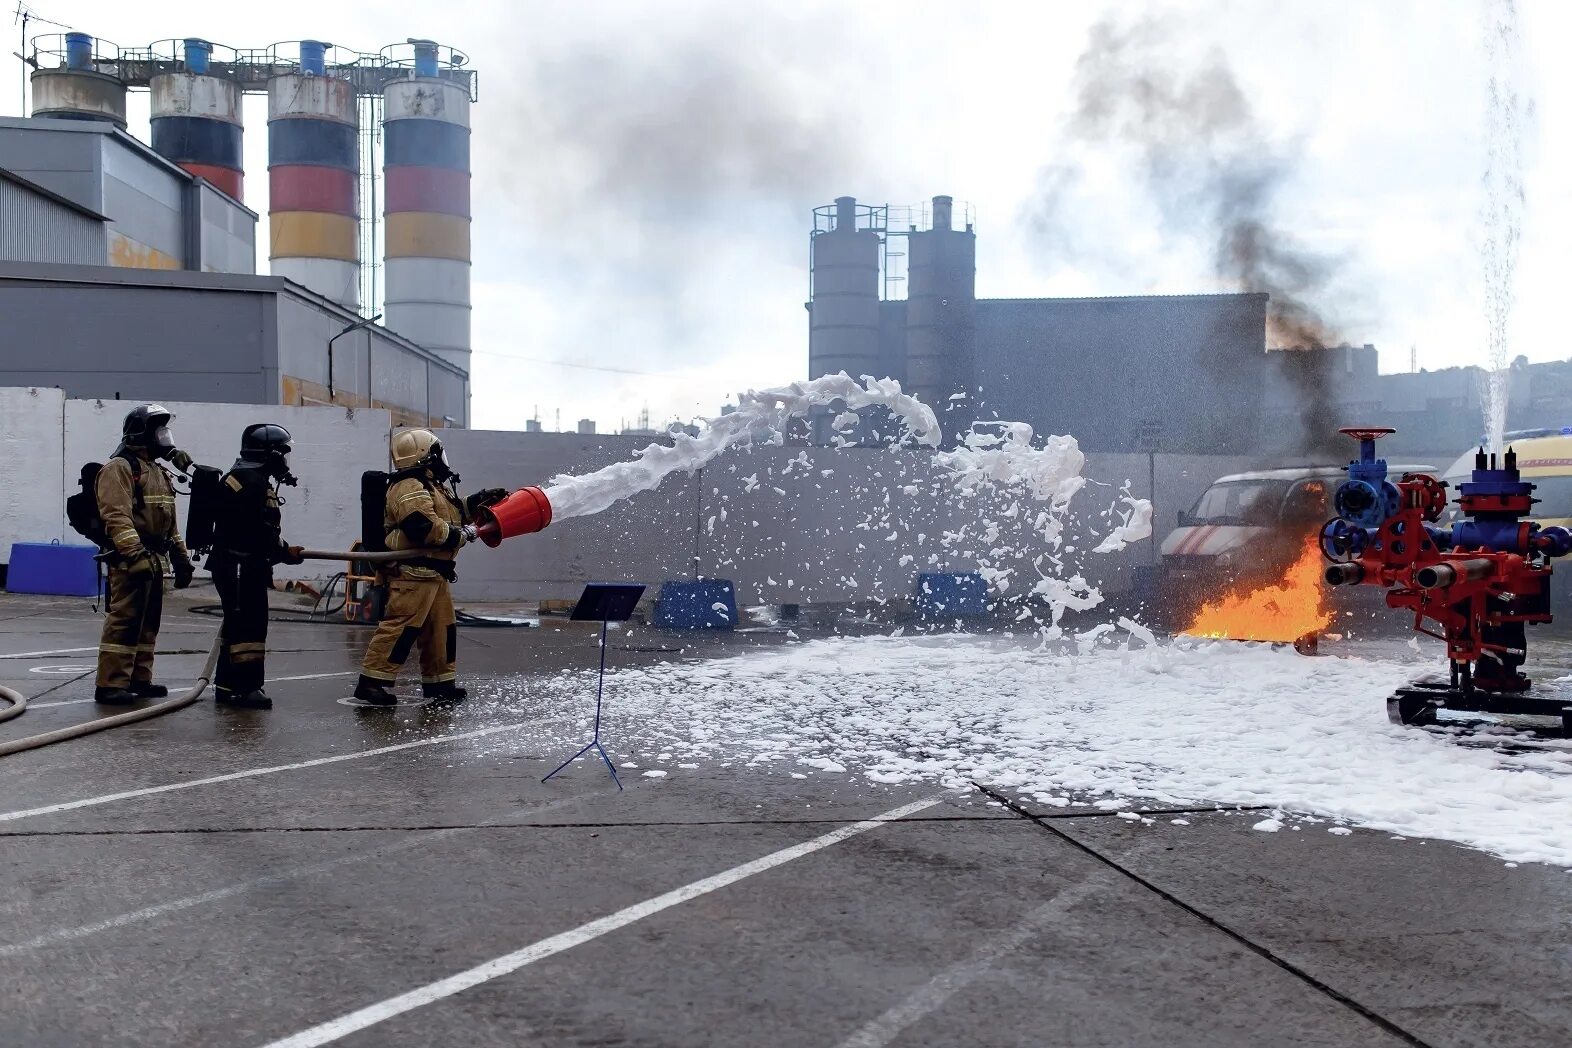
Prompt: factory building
<box><xmin>0</xmin><ymin>31</ymin><xmax>474</xmax><ymax>426</ymax></box>
<box><xmin>807</xmin><ymin>195</ymin><xmax>1267</xmax><ymax>453</ymax></box>
<box><xmin>0</xmin><ymin>167</ymin><xmax>107</xmax><ymax>265</ymax></box>
<box><xmin>0</xmin><ymin>117</ymin><xmax>255</xmax><ymax>272</ymax></box>
<box><xmin>0</xmin><ymin>263</ymin><xmax>467</xmax><ymax>427</ymax></box>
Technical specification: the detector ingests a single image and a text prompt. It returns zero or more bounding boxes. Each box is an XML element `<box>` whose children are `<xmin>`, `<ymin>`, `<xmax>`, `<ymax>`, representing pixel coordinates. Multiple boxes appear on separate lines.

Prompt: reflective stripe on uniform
<box><xmin>422</xmin><ymin>672</ymin><xmax>458</xmax><ymax>684</ymax></box>
<box><xmin>398</xmin><ymin>491</ymin><xmax>429</xmax><ymax>504</ymax></box>
<box><xmin>99</xmin><ymin>643</ymin><xmax>138</xmax><ymax>655</ymax></box>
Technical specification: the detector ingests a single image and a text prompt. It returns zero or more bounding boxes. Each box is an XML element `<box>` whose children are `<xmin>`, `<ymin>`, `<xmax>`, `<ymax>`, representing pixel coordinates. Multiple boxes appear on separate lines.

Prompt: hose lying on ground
<box><xmin>0</xmin><ymin>547</ymin><xmax>448</xmax><ymax>756</ymax></box>
<box><xmin>0</xmin><ymin>686</ymin><xmax>25</xmax><ymax>726</ymax></box>
<box><xmin>0</xmin><ymin>633</ymin><xmax>222</xmax><ymax>758</ymax></box>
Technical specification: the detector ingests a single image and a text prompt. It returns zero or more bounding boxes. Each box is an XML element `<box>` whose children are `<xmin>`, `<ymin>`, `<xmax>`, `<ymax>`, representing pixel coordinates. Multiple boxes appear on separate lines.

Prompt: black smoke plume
<box><xmin>1031</xmin><ymin>14</ymin><xmax>1349</xmax><ymax>455</ymax></box>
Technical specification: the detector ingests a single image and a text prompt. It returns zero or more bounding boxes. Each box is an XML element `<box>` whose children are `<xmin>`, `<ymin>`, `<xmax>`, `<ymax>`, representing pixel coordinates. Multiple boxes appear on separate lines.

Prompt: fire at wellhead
<box><xmin>4</xmin><ymin>3</ymin><xmax>1572</xmax><ymax>1045</ymax></box>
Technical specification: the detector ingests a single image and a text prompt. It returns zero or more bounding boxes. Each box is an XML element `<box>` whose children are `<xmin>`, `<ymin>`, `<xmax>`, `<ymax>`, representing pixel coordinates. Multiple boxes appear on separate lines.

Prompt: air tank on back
<box><xmin>905</xmin><ymin>195</ymin><xmax>976</xmax><ymax>420</ymax></box>
<box><xmin>808</xmin><ymin>196</ymin><xmax>881</xmax><ymax>381</ymax></box>
<box><xmin>149</xmin><ymin>39</ymin><xmax>244</xmax><ymax>201</ymax></box>
<box><xmin>381</xmin><ymin>39</ymin><xmax>472</xmax><ymax>377</ymax></box>
<box><xmin>268</xmin><ymin>41</ymin><xmax>360</xmax><ymax>309</ymax></box>
<box><xmin>30</xmin><ymin>32</ymin><xmax>129</xmax><ymax>127</ymax></box>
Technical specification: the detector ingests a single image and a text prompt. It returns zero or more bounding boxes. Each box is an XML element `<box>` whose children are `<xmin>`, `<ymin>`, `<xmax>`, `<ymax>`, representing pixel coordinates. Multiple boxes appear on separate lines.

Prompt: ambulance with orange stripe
<box><xmin>1159</xmin><ymin>461</ymin><xmax>1435</xmax><ymax>596</ymax></box>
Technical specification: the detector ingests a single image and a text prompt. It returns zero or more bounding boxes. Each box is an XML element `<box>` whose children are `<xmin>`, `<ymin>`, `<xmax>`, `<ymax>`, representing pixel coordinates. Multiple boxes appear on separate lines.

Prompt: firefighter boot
<box><xmin>128</xmin><ymin>682</ymin><xmax>169</xmax><ymax>698</ymax></box>
<box><xmin>94</xmin><ymin>686</ymin><xmax>142</xmax><ymax>705</ymax></box>
<box><xmin>216</xmin><ymin>688</ymin><xmax>273</xmax><ymax>710</ymax></box>
<box><xmin>422</xmin><ymin>681</ymin><xmax>467</xmax><ymax>705</ymax></box>
<box><xmin>353</xmin><ymin>675</ymin><xmax>399</xmax><ymax>707</ymax></box>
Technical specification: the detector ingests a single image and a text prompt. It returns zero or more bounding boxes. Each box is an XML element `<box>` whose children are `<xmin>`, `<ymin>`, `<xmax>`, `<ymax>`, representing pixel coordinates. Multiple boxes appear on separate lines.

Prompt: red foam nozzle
<box><xmin>476</xmin><ymin>486</ymin><xmax>553</xmax><ymax>547</ymax></box>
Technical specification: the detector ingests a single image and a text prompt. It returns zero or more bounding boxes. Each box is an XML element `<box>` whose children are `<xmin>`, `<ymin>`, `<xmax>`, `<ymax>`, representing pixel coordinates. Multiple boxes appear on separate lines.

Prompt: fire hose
<box><xmin>0</xmin><ymin>546</ymin><xmax>448</xmax><ymax>757</ymax></box>
<box><xmin>0</xmin><ymin>685</ymin><xmax>24</xmax><ymax>725</ymax></box>
<box><xmin>0</xmin><ymin>638</ymin><xmax>221</xmax><ymax>758</ymax></box>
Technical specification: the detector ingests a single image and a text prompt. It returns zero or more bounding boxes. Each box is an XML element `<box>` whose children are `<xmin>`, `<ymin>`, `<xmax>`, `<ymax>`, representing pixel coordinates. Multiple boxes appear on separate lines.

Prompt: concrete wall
<box><xmin>0</xmin><ymin>391</ymin><xmax>1261</xmax><ymax>605</ymax></box>
<box><xmin>0</xmin><ymin>387</ymin><xmax>68</xmax><ymax>549</ymax></box>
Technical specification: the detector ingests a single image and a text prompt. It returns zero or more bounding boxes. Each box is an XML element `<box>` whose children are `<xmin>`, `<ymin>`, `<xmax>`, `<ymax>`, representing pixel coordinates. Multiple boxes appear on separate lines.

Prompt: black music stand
<box><xmin>542</xmin><ymin>582</ymin><xmax>646</xmax><ymax>789</ymax></box>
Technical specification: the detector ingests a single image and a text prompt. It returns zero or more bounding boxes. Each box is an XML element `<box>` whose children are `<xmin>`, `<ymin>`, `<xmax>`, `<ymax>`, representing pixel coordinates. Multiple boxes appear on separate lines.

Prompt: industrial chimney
<box><xmin>30</xmin><ymin>32</ymin><xmax>128</xmax><ymax>127</ymax></box>
<box><xmin>904</xmin><ymin>194</ymin><xmax>976</xmax><ymax>419</ymax></box>
<box><xmin>382</xmin><ymin>39</ymin><xmax>472</xmax><ymax>378</ymax></box>
<box><xmin>807</xmin><ymin>196</ymin><xmax>881</xmax><ymax>381</ymax></box>
<box><xmin>149</xmin><ymin>40</ymin><xmax>244</xmax><ymax>201</ymax></box>
<box><xmin>267</xmin><ymin>41</ymin><xmax>360</xmax><ymax>310</ymax></box>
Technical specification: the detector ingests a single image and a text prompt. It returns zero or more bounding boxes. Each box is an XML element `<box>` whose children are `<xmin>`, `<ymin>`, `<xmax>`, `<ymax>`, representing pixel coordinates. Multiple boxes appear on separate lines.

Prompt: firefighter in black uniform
<box><xmin>208</xmin><ymin>424</ymin><xmax>305</xmax><ymax>709</ymax></box>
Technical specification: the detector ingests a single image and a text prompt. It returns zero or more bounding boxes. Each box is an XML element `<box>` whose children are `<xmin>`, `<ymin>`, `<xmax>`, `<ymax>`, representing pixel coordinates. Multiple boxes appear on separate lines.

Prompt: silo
<box><xmin>904</xmin><ymin>195</ymin><xmax>976</xmax><ymax>416</ymax></box>
<box><xmin>808</xmin><ymin>196</ymin><xmax>881</xmax><ymax>381</ymax></box>
<box><xmin>382</xmin><ymin>40</ymin><xmax>471</xmax><ymax>373</ymax></box>
<box><xmin>30</xmin><ymin>32</ymin><xmax>128</xmax><ymax>127</ymax></box>
<box><xmin>149</xmin><ymin>39</ymin><xmax>244</xmax><ymax>201</ymax></box>
<box><xmin>268</xmin><ymin>41</ymin><xmax>360</xmax><ymax>309</ymax></box>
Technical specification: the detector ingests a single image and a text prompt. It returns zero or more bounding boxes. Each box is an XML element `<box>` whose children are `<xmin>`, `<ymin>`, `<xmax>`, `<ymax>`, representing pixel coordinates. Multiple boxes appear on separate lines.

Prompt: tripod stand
<box><xmin>542</xmin><ymin>582</ymin><xmax>645</xmax><ymax>789</ymax></box>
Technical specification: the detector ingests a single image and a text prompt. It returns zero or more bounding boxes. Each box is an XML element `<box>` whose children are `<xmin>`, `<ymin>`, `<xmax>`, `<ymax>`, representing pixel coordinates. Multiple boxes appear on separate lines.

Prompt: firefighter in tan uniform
<box><xmin>95</xmin><ymin>405</ymin><xmax>198</xmax><ymax>704</ymax></box>
<box><xmin>354</xmin><ymin>430</ymin><xmax>504</xmax><ymax>707</ymax></box>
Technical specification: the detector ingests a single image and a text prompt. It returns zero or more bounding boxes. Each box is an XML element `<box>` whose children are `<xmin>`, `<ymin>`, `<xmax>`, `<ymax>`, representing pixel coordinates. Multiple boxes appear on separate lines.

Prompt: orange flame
<box><xmin>1184</xmin><ymin>535</ymin><xmax>1334</xmax><ymax>642</ymax></box>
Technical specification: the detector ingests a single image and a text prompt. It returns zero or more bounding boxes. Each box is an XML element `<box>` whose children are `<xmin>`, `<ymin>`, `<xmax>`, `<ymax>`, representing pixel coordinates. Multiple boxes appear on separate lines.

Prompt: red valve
<box><xmin>1339</xmin><ymin>427</ymin><xmax>1397</xmax><ymax>442</ymax></box>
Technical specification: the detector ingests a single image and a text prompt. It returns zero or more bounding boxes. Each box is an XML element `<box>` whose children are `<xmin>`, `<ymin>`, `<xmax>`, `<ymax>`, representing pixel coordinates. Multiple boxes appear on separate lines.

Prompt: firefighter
<box><xmin>207</xmin><ymin>424</ymin><xmax>306</xmax><ymax>710</ymax></box>
<box><xmin>354</xmin><ymin>430</ymin><xmax>505</xmax><ymax>707</ymax></box>
<box><xmin>94</xmin><ymin>405</ymin><xmax>197</xmax><ymax>704</ymax></box>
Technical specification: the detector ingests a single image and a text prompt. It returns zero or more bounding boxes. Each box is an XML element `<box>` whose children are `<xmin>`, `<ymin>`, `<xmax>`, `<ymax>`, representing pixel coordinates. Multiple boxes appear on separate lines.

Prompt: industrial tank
<box><xmin>905</xmin><ymin>195</ymin><xmax>976</xmax><ymax>414</ymax></box>
<box><xmin>808</xmin><ymin>196</ymin><xmax>881</xmax><ymax>381</ymax></box>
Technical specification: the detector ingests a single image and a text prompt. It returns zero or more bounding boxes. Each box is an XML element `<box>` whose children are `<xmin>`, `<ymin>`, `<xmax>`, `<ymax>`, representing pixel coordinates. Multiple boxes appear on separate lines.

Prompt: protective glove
<box><xmin>465</xmin><ymin>488</ymin><xmax>509</xmax><ymax>516</ymax></box>
<box><xmin>282</xmin><ymin>545</ymin><xmax>306</xmax><ymax>565</ymax></box>
<box><xmin>172</xmin><ymin>558</ymin><xmax>194</xmax><ymax>590</ymax></box>
<box><xmin>165</xmin><ymin>449</ymin><xmax>195</xmax><ymax>474</ymax></box>
<box><xmin>459</xmin><ymin>524</ymin><xmax>479</xmax><ymax>545</ymax></box>
<box><xmin>124</xmin><ymin>553</ymin><xmax>159</xmax><ymax>582</ymax></box>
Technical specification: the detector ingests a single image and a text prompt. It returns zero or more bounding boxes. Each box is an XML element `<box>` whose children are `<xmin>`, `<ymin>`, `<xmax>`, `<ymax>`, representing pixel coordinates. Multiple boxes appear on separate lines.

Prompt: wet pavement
<box><xmin>1</xmin><ymin>590</ymin><xmax>1569</xmax><ymax>1047</ymax></box>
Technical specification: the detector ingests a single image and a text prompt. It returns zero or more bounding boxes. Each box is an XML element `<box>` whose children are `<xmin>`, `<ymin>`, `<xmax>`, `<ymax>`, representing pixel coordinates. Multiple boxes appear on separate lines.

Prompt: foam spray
<box><xmin>1481</xmin><ymin>0</ymin><xmax>1527</xmax><ymax>454</ymax></box>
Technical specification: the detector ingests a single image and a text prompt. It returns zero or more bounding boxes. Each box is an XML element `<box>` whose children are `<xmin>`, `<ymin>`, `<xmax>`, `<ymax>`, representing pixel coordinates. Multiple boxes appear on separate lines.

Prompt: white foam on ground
<box><xmin>524</xmin><ymin>635</ymin><xmax>1572</xmax><ymax>867</ymax></box>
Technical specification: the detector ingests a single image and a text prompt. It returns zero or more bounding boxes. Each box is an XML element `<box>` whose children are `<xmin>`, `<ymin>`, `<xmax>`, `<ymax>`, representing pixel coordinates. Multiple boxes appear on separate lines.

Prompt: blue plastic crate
<box><xmin>7</xmin><ymin>542</ymin><xmax>100</xmax><ymax>597</ymax></box>
<box><xmin>914</xmin><ymin>572</ymin><xmax>989</xmax><ymax>619</ymax></box>
<box><xmin>653</xmin><ymin>579</ymin><xmax>737</xmax><ymax>630</ymax></box>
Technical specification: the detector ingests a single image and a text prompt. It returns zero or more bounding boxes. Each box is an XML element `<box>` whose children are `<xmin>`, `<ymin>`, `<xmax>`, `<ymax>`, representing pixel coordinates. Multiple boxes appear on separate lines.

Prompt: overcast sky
<box><xmin>9</xmin><ymin>1</ymin><xmax>1566</xmax><ymax>432</ymax></box>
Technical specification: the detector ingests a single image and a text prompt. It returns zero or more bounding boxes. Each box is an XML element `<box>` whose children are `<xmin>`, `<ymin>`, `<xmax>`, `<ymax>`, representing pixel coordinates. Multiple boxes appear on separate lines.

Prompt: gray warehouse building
<box><xmin>0</xmin><ymin>166</ymin><xmax>108</xmax><ymax>265</ymax></box>
<box><xmin>0</xmin><ymin>263</ymin><xmax>468</xmax><ymax>428</ymax></box>
<box><xmin>0</xmin><ymin>110</ymin><xmax>470</xmax><ymax>427</ymax></box>
<box><xmin>807</xmin><ymin>195</ymin><xmax>1267</xmax><ymax>453</ymax></box>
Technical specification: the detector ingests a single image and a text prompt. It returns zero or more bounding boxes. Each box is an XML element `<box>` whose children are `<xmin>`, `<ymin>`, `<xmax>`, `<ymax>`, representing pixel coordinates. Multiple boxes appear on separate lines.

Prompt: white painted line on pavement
<box><xmin>0</xmin><ymin>721</ymin><xmax>535</xmax><ymax>824</ymax></box>
<box><xmin>0</xmin><ymin>647</ymin><xmax>99</xmax><ymax>660</ymax></box>
<box><xmin>272</xmin><ymin>671</ymin><xmax>357</xmax><ymax>682</ymax></box>
<box><xmin>0</xmin><ymin>796</ymin><xmax>585</xmax><ymax>956</ymax></box>
<box><xmin>258</xmin><ymin>796</ymin><xmax>944</xmax><ymax>1048</ymax></box>
<box><xmin>834</xmin><ymin>878</ymin><xmax>1103</xmax><ymax>1048</ymax></box>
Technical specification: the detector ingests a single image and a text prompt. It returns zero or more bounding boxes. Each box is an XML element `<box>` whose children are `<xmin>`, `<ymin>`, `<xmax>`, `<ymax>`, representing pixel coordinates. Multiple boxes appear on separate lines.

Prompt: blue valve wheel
<box><xmin>1320</xmin><ymin>518</ymin><xmax>1366</xmax><ymax>563</ymax></box>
